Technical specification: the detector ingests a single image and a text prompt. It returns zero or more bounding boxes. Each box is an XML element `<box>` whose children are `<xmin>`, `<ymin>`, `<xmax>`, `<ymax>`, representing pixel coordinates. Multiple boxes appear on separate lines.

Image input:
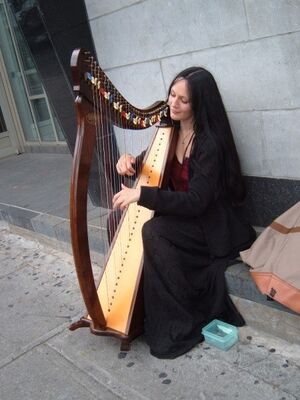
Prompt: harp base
<box><xmin>69</xmin><ymin>317</ymin><xmax>143</xmax><ymax>351</ymax></box>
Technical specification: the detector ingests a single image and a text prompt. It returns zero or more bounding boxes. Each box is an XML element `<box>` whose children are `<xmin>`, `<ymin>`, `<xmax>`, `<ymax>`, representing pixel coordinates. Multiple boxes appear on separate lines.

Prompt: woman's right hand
<box><xmin>116</xmin><ymin>153</ymin><xmax>136</xmax><ymax>176</ymax></box>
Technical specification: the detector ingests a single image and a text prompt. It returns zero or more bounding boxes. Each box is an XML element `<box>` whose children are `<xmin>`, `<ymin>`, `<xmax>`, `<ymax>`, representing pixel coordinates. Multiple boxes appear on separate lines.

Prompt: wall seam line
<box><xmin>101</xmin><ymin>29</ymin><xmax>300</xmax><ymax>71</ymax></box>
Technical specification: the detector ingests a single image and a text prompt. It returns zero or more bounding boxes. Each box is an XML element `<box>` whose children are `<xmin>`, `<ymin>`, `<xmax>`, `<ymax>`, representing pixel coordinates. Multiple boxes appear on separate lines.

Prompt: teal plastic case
<box><xmin>202</xmin><ymin>319</ymin><xmax>238</xmax><ymax>350</ymax></box>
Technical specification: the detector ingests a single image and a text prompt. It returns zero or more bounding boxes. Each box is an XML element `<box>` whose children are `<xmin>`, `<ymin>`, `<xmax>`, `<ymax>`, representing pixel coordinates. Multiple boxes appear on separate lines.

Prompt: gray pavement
<box><xmin>1</xmin><ymin>219</ymin><xmax>300</xmax><ymax>400</ymax></box>
<box><xmin>0</xmin><ymin>153</ymin><xmax>109</xmax><ymax>255</ymax></box>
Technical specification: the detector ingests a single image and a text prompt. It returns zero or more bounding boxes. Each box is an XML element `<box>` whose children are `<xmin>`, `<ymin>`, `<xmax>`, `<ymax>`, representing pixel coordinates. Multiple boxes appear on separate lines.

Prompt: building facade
<box><xmin>0</xmin><ymin>0</ymin><xmax>66</xmax><ymax>157</ymax></box>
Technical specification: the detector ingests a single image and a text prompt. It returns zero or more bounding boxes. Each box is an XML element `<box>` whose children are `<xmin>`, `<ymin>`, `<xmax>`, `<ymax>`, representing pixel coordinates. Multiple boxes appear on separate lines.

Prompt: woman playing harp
<box><xmin>112</xmin><ymin>67</ymin><xmax>256</xmax><ymax>359</ymax></box>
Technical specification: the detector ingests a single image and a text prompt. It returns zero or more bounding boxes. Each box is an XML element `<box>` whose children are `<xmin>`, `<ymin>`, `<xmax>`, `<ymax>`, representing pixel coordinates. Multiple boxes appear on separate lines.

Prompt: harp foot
<box><xmin>69</xmin><ymin>318</ymin><xmax>90</xmax><ymax>331</ymax></box>
<box><xmin>120</xmin><ymin>340</ymin><xmax>131</xmax><ymax>352</ymax></box>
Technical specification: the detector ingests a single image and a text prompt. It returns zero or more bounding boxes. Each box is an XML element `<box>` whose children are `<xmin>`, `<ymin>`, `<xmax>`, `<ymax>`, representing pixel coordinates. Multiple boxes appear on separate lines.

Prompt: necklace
<box><xmin>180</xmin><ymin>129</ymin><xmax>194</xmax><ymax>144</ymax></box>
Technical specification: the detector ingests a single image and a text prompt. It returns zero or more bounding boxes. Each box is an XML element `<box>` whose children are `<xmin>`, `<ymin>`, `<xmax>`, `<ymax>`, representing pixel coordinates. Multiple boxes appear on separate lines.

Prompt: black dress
<box><xmin>138</xmin><ymin>135</ymin><xmax>256</xmax><ymax>359</ymax></box>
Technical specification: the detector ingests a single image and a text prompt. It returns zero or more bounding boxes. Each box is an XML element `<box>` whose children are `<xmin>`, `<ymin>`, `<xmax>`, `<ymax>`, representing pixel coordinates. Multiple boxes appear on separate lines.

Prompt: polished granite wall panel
<box><xmin>105</xmin><ymin>62</ymin><xmax>166</xmax><ymax>108</ymax></box>
<box><xmin>228</xmin><ymin>109</ymin><xmax>300</xmax><ymax>180</ymax></box>
<box><xmin>261</xmin><ymin>110</ymin><xmax>300</xmax><ymax>180</ymax></box>
<box><xmin>245</xmin><ymin>0</ymin><xmax>300</xmax><ymax>39</ymax></box>
<box><xmin>228</xmin><ymin>112</ymin><xmax>267</xmax><ymax>178</ymax></box>
<box><xmin>85</xmin><ymin>0</ymin><xmax>141</xmax><ymax>19</ymax></box>
<box><xmin>89</xmin><ymin>0</ymin><xmax>248</xmax><ymax>69</ymax></box>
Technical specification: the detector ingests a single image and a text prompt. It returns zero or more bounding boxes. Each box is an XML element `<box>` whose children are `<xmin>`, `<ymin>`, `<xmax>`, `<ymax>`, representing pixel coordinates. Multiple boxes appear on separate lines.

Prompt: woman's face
<box><xmin>168</xmin><ymin>79</ymin><xmax>194</xmax><ymax>123</ymax></box>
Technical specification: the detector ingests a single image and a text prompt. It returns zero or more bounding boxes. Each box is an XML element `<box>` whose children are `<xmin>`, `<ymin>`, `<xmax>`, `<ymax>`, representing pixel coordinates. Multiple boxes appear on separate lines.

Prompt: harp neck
<box><xmin>70</xmin><ymin>48</ymin><xmax>170</xmax><ymax>129</ymax></box>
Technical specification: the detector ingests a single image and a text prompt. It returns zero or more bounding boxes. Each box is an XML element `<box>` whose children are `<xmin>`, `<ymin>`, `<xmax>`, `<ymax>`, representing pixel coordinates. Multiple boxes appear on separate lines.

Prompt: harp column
<box><xmin>70</xmin><ymin>95</ymin><xmax>106</xmax><ymax>330</ymax></box>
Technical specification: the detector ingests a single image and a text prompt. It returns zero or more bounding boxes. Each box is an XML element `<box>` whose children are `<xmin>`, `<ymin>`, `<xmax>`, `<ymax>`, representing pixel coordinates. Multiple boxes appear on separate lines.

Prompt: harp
<box><xmin>69</xmin><ymin>49</ymin><xmax>177</xmax><ymax>350</ymax></box>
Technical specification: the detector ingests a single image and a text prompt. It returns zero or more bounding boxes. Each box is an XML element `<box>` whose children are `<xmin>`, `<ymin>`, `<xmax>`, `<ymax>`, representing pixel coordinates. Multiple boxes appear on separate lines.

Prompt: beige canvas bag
<box><xmin>240</xmin><ymin>201</ymin><xmax>300</xmax><ymax>314</ymax></box>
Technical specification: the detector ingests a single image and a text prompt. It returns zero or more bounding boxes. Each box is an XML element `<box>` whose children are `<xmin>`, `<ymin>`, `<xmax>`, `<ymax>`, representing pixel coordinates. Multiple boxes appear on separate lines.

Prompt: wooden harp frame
<box><xmin>69</xmin><ymin>49</ymin><xmax>177</xmax><ymax>350</ymax></box>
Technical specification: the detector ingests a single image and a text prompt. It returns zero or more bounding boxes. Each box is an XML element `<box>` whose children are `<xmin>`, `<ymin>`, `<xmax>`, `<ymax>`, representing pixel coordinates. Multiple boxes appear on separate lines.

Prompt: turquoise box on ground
<box><xmin>201</xmin><ymin>319</ymin><xmax>238</xmax><ymax>351</ymax></box>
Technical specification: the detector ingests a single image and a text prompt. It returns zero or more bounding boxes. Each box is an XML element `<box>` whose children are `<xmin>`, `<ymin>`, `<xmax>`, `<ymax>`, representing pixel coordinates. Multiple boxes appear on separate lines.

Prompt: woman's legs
<box><xmin>141</xmin><ymin>215</ymin><xmax>244</xmax><ymax>358</ymax></box>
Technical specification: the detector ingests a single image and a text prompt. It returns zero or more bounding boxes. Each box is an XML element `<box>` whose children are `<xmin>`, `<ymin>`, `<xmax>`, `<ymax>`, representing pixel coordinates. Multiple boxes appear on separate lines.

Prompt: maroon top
<box><xmin>170</xmin><ymin>155</ymin><xmax>189</xmax><ymax>192</ymax></box>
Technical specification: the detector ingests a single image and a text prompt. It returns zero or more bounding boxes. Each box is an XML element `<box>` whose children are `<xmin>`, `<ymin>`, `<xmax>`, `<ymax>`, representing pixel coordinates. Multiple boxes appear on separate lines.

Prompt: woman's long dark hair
<box><xmin>168</xmin><ymin>67</ymin><xmax>246</xmax><ymax>204</ymax></box>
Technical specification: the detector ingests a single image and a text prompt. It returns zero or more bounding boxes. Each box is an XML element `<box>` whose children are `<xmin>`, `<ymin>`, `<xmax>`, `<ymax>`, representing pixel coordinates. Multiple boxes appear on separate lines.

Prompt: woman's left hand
<box><xmin>112</xmin><ymin>184</ymin><xmax>141</xmax><ymax>210</ymax></box>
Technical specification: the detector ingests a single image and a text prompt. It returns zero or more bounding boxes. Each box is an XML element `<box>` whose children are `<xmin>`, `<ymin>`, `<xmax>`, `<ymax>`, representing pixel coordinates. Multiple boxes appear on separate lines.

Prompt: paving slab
<box><xmin>0</xmin><ymin>222</ymin><xmax>86</xmax><ymax>363</ymax></box>
<box><xmin>0</xmin><ymin>344</ymin><xmax>119</xmax><ymax>400</ymax></box>
<box><xmin>0</xmin><ymin>153</ymin><xmax>72</xmax><ymax>214</ymax></box>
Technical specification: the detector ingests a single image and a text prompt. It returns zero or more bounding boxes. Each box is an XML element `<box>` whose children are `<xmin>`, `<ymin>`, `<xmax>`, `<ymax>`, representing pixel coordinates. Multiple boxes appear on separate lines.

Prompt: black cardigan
<box><xmin>137</xmin><ymin>134</ymin><xmax>256</xmax><ymax>258</ymax></box>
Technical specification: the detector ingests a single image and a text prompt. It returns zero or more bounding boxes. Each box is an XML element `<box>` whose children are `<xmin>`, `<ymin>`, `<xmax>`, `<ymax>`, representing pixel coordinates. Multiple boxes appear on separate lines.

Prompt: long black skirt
<box><xmin>141</xmin><ymin>215</ymin><xmax>245</xmax><ymax>359</ymax></box>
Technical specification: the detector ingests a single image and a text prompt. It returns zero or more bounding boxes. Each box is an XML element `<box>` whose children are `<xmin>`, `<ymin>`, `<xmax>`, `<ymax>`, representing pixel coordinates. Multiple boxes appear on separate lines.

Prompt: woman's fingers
<box><xmin>113</xmin><ymin>195</ymin><xmax>127</xmax><ymax>210</ymax></box>
<box><xmin>126</xmin><ymin>157</ymin><xmax>136</xmax><ymax>175</ymax></box>
<box><xmin>112</xmin><ymin>185</ymin><xmax>140</xmax><ymax>210</ymax></box>
<box><xmin>116</xmin><ymin>154</ymin><xmax>136</xmax><ymax>176</ymax></box>
<box><xmin>112</xmin><ymin>188</ymin><xmax>127</xmax><ymax>209</ymax></box>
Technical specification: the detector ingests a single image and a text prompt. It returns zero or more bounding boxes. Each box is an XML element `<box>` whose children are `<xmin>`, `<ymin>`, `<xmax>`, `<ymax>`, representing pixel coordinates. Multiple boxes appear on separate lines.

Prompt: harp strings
<box><xmin>90</xmin><ymin>58</ymin><xmax>110</xmax><ymax>307</ymax></box>
<box><xmin>85</xmin><ymin>55</ymin><xmax>168</xmax><ymax>316</ymax></box>
<box><xmin>90</xmin><ymin>58</ymin><xmax>128</xmax><ymax>313</ymax></box>
<box><xmin>108</xmin><ymin>70</ymin><xmax>124</xmax><ymax>294</ymax></box>
<box><xmin>102</xmin><ymin>62</ymin><xmax>121</xmax><ymax>305</ymax></box>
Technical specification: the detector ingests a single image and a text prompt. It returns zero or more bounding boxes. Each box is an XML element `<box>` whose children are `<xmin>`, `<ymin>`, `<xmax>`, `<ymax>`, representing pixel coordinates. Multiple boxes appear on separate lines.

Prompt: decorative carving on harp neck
<box><xmin>71</xmin><ymin>49</ymin><xmax>169</xmax><ymax>129</ymax></box>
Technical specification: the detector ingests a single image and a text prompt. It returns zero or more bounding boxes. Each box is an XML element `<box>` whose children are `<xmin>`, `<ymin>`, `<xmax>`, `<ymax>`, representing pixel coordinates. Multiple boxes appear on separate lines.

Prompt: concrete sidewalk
<box><xmin>1</xmin><ymin>220</ymin><xmax>300</xmax><ymax>400</ymax></box>
<box><xmin>0</xmin><ymin>153</ymin><xmax>108</xmax><ymax>256</ymax></box>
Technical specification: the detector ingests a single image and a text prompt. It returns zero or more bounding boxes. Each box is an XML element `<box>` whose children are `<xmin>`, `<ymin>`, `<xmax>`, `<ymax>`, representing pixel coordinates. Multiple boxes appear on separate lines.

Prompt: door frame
<box><xmin>0</xmin><ymin>48</ymin><xmax>25</xmax><ymax>157</ymax></box>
